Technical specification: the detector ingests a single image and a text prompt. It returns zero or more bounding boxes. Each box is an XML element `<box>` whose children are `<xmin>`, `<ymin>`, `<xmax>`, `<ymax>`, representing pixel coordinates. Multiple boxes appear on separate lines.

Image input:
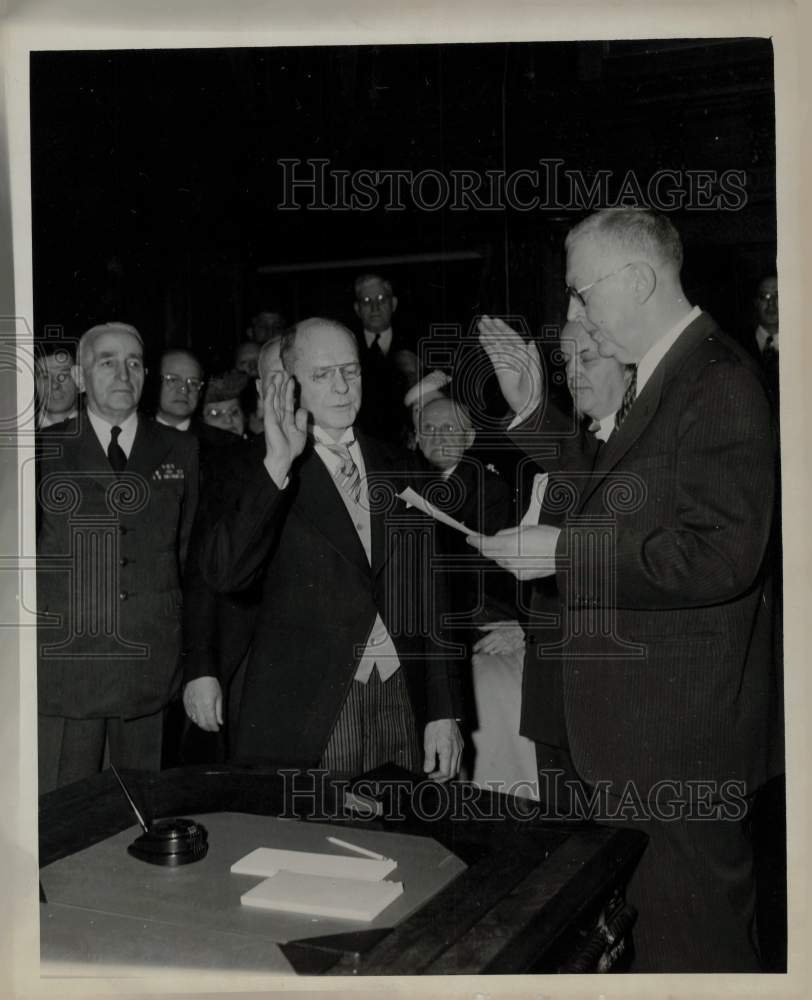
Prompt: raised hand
<box><xmin>477</xmin><ymin>315</ymin><xmax>544</xmax><ymax>417</ymax></box>
<box><xmin>261</xmin><ymin>373</ymin><xmax>309</xmax><ymax>487</ymax></box>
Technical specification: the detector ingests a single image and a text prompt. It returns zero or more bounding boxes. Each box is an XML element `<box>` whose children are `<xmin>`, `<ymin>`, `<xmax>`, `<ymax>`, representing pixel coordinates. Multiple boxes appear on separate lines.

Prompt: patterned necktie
<box><xmin>614</xmin><ymin>366</ymin><xmax>638</xmax><ymax>431</ymax></box>
<box><xmin>107</xmin><ymin>424</ymin><xmax>127</xmax><ymax>472</ymax></box>
<box><xmin>322</xmin><ymin>440</ymin><xmax>362</xmax><ymax>504</ymax></box>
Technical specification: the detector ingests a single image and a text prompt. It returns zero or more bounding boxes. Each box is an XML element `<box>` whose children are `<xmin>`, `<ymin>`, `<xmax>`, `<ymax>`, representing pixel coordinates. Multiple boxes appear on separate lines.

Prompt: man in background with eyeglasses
<box><xmin>414</xmin><ymin>394</ymin><xmax>536</xmax><ymax>794</ymax></box>
<box><xmin>154</xmin><ymin>348</ymin><xmax>242</xmax><ymax>458</ymax></box>
<box><xmin>35</xmin><ymin>343</ymin><xmax>79</xmax><ymax>429</ymax></box>
<box><xmin>183</xmin><ymin>317</ymin><xmax>463</xmax><ymax>782</ymax></box>
<box><xmin>155</xmin><ymin>348</ymin><xmax>206</xmax><ymax>431</ymax></box>
<box><xmin>352</xmin><ymin>272</ymin><xmax>419</xmax><ymax>445</ymax></box>
<box><xmin>36</xmin><ymin>322</ymin><xmax>199</xmax><ymax>791</ymax></box>
<box><xmin>153</xmin><ymin>347</ymin><xmax>243</xmax><ymax>767</ymax></box>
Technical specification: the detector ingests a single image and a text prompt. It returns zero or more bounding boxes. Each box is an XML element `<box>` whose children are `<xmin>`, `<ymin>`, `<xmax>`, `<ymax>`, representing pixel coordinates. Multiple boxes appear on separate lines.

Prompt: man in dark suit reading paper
<box><xmin>183</xmin><ymin>318</ymin><xmax>463</xmax><ymax>780</ymax></box>
<box><xmin>469</xmin><ymin>209</ymin><xmax>780</xmax><ymax>972</ymax></box>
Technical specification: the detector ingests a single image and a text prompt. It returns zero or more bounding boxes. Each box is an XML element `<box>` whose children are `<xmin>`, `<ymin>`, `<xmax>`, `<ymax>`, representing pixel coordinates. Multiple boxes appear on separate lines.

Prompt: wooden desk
<box><xmin>39</xmin><ymin>765</ymin><xmax>647</xmax><ymax>975</ymax></box>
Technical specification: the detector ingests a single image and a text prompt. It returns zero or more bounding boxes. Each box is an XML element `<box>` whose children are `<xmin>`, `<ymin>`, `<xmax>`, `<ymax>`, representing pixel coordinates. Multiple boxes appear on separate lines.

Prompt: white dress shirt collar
<box><xmin>156</xmin><ymin>413</ymin><xmax>191</xmax><ymax>431</ymax></box>
<box><xmin>39</xmin><ymin>408</ymin><xmax>78</xmax><ymax>429</ymax></box>
<box><xmin>636</xmin><ymin>304</ymin><xmax>702</xmax><ymax>395</ymax></box>
<box><xmin>364</xmin><ymin>327</ymin><xmax>393</xmax><ymax>355</ymax></box>
<box><xmin>86</xmin><ymin>407</ymin><xmax>139</xmax><ymax>458</ymax></box>
<box><xmin>593</xmin><ymin>413</ymin><xmax>616</xmax><ymax>442</ymax></box>
<box><xmin>755</xmin><ymin>324</ymin><xmax>778</xmax><ymax>354</ymax></box>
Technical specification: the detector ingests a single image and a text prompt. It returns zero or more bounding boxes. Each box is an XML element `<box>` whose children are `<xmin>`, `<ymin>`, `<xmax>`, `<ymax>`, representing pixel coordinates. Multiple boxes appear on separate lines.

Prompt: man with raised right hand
<box><xmin>183</xmin><ymin>317</ymin><xmax>463</xmax><ymax>781</ymax></box>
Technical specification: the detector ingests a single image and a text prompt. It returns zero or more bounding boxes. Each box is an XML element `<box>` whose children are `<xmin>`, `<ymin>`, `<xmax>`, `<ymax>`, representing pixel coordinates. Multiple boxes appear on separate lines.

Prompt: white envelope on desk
<box><xmin>240</xmin><ymin>870</ymin><xmax>404</xmax><ymax>921</ymax></box>
<box><xmin>231</xmin><ymin>846</ymin><xmax>397</xmax><ymax>881</ymax></box>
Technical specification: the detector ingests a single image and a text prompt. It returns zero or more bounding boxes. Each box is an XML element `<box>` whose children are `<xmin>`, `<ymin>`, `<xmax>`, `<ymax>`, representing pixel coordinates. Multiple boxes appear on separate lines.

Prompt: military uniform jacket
<box><xmin>36</xmin><ymin>413</ymin><xmax>199</xmax><ymax>719</ymax></box>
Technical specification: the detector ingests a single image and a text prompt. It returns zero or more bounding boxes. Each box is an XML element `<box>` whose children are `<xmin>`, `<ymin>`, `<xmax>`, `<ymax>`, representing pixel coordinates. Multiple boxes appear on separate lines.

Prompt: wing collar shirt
<box><xmin>87</xmin><ymin>407</ymin><xmax>138</xmax><ymax>459</ymax></box>
<box><xmin>364</xmin><ymin>327</ymin><xmax>393</xmax><ymax>356</ymax></box>
<box><xmin>312</xmin><ymin>425</ymin><xmax>401</xmax><ymax>684</ymax></box>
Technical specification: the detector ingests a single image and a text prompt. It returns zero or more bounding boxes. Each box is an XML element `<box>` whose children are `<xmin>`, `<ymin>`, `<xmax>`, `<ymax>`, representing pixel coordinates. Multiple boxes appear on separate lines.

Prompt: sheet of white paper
<box><xmin>398</xmin><ymin>487</ymin><xmax>471</xmax><ymax>535</ymax></box>
<box><xmin>231</xmin><ymin>846</ymin><xmax>397</xmax><ymax>881</ymax></box>
<box><xmin>240</xmin><ymin>871</ymin><xmax>404</xmax><ymax>921</ymax></box>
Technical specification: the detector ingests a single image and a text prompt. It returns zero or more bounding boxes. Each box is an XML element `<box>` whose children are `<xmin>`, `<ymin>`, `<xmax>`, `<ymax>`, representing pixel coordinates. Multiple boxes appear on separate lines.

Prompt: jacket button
<box><xmin>119</xmin><ymin>557</ymin><xmax>128</xmax><ymax>567</ymax></box>
<box><xmin>119</xmin><ymin>591</ymin><xmax>128</xmax><ymax>600</ymax></box>
<box><xmin>119</xmin><ymin>525</ymin><xmax>127</xmax><ymax>535</ymax></box>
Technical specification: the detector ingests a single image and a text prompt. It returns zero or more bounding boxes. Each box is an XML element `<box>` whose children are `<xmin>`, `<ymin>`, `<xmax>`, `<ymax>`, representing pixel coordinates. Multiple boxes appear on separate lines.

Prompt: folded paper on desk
<box><xmin>231</xmin><ymin>846</ymin><xmax>397</xmax><ymax>881</ymax></box>
<box><xmin>241</xmin><ymin>871</ymin><xmax>404</xmax><ymax>921</ymax></box>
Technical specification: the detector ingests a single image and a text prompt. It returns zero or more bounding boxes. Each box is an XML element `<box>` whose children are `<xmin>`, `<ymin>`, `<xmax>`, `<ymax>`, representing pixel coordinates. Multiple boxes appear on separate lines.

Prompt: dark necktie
<box><xmin>369</xmin><ymin>333</ymin><xmax>384</xmax><ymax>359</ymax></box>
<box><xmin>107</xmin><ymin>425</ymin><xmax>127</xmax><ymax>472</ymax></box>
<box><xmin>614</xmin><ymin>366</ymin><xmax>638</xmax><ymax>431</ymax></box>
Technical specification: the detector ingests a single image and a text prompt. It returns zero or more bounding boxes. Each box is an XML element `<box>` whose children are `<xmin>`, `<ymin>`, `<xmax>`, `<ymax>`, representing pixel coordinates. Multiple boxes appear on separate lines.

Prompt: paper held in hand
<box><xmin>398</xmin><ymin>486</ymin><xmax>470</xmax><ymax>535</ymax></box>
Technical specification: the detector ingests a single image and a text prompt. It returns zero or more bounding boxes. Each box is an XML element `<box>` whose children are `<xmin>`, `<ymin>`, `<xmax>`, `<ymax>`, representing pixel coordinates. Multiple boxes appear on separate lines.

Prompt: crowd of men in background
<box><xmin>34</xmin><ymin>209</ymin><xmax>783</xmax><ymax>974</ymax></box>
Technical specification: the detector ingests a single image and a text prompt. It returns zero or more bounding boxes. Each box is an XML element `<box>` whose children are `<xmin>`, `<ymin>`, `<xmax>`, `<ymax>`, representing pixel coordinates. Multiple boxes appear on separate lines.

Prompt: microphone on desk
<box><xmin>111</xmin><ymin>764</ymin><xmax>209</xmax><ymax>867</ymax></box>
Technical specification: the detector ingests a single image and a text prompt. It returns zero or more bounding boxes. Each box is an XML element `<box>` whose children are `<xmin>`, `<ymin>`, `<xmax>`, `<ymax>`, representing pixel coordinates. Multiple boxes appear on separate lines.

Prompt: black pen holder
<box><xmin>127</xmin><ymin>817</ymin><xmax>209</xmax><ymax>866</ymax></box>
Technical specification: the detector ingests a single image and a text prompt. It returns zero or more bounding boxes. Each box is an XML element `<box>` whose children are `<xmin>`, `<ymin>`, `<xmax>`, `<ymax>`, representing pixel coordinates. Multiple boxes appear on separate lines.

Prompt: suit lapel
<box><xmin>576</xmin><ymin>312</ymin><xmax>716</xmax><ymax>512</ymax></box>
<box><xmin>357</xmin><ymin>432</ymin><xmax>402</xmax><ymax>579</ymax></box>
<box><xmin>293</xmin><ymin>445</ymin><xmax>370</xmax><ymax>576</ymax></box>
<box><xmin>73</xmin><ymin>413</ymin><xmax>110</xmax><ymax>471</ymax></box>
<box><xmin>126</xmin><ymin>416</ymin><xmax>175</xmax><ymax>480</ymax></box>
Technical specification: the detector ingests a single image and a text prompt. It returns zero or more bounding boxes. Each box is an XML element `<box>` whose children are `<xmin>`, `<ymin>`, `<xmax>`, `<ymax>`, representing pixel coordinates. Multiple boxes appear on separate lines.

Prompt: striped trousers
<box><xmin>319</xmin><ymin>667</ymin><xmax>422</xmax><ymax>779</ymax></box>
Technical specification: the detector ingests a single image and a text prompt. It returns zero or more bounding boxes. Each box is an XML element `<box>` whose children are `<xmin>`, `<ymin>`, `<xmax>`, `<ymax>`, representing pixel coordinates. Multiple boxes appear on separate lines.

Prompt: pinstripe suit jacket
<box><xmin>512</xmin><ymin>312</ymin><xmax>781</xmax><ymax>798</ymax></box>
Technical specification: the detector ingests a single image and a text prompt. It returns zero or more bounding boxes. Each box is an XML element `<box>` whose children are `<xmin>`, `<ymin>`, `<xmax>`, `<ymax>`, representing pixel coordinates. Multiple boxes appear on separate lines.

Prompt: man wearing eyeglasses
<box><xmin>153</xmin><ymin>348</ymin><xmax>242</xmax><ymax>767</ymax></box>
<box><xmin>36</xmin><ymin>322</ymin><xmax>199</xmax><ymax>791</ymax></box>
<box><xmin>470</xmin><ymin>209</ymin><xmax>781</xmax><ymax>972</ymax></box>
<box><xmin>35</xmin><ymin>344</ymin><xmax>79</xmax><ymax>429</ymax></box>
<box><xmin>183</xmin><ymin>317</ymin><xmax>463</xmax><ymax>782</ymax></box>
<box><xmin>155</xmin><ymin>349</ymin><xmax>206</xmax><ymax>431</ymax></box>
<box><xmin>352</xmin><ymin>272</ymin><xmax>418</xmax><ymax>445</ymax></box>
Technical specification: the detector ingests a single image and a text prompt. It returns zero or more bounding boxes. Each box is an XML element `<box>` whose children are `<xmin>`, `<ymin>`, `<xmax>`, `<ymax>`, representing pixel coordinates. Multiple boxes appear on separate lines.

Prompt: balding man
<box><xmin>36</xmin><ymin>322</ymin><xmax>199</xmax><ymax>790</ymax></box>
<box><xmin>183</xmin><ymin>318</ymin><xmax>463</xmax><ymax>780</ymax></box>
<box><xmin>472</xmin><ymin>209</ymin><xmax>780</xmax><ymax>971</ymax></box>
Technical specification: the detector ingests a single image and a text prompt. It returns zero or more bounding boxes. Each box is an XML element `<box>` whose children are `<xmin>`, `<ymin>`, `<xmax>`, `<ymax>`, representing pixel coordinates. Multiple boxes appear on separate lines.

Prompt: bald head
<box><xmin>276</xmin><ymin>318</ymin><xmax>362</xmax><ymax>441</ymax></box>
<box><xmin>279</xmin><ymin>318</ymin><xmax>358</xmax><ymax>374</ymax></box>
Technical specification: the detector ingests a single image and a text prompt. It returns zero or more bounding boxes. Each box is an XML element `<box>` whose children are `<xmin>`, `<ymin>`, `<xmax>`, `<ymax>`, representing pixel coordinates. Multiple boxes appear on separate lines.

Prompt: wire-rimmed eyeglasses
<box><xmin>160</xmin><ymin>373</ymin><xmax>205</xmax><ymax>392</ymax></box>
<box><xmin>565</xmin><ymin>262</ymin><xmax>634</xmax><ymax>308</ymax></box>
